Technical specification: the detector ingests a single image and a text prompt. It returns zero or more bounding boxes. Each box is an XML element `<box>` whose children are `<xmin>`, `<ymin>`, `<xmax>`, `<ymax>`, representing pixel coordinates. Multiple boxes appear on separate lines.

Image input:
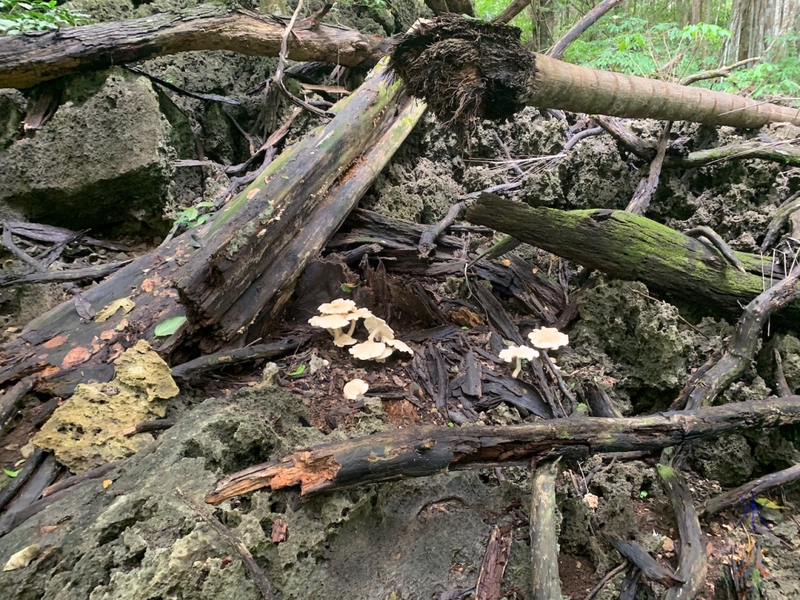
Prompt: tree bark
<box><xmin>205</xmin><ymin>396</ymin><xmax>800</xmax><ymax>502</ymax></box>
<box><xmin>0</xmin><ymin>7</ymin><xmax>391</xmax><ymax>89</ymax></box>
<box><xmin>466</xmin><ymin>193</ymin><xmax>799</xmax><ymax>321</ymax></box>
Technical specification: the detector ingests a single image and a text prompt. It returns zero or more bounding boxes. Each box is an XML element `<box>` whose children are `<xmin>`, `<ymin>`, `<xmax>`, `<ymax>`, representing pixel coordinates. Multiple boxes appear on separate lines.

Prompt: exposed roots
<box><xmin>389</xmin><ymin>15</ymin><xmax>534</xmax><ymax>134</ymax></box>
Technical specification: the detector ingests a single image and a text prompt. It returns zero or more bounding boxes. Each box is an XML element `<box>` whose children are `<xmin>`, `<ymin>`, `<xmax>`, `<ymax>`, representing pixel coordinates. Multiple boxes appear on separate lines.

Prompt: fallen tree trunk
<box><xmin>390</xmin><ymin>15</ymin><xmax>800</xmax><ymax>129</ymax></box>
<box><xmin>205</xmin><ymin>396</ymin><xmax>800</xmax><ymax>502</ymax></box>
<box><xmin>466</xmin><ymin>193</ymin><xmax>800</xmax><ymax>321</ymax></box>
<box><xmin>0</xmin><ymin>7</ymin><xmax>390</xmax><ymax>89</ymax></box>
<box><xmin>0</xmin><ymin>63</ymin><xmax>421</xmax><ymax>395</ymax></box>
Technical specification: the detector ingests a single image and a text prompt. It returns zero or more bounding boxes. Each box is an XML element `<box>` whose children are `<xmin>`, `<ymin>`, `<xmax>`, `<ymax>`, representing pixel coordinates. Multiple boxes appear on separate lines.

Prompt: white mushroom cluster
<box><xmin>308</xmin><ymin>300</ymin><xmax>414</xmax><ymax>362</ymax></box>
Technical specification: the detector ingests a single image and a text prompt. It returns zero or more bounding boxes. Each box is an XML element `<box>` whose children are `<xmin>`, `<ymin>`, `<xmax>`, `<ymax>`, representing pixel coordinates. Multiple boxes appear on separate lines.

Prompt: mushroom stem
<box><xmin>347</xmin><ymin>321</ymin><xmax>358</xmax><ymax>337</ymax></box>
<box><xmin>512</xmin><ymin>358</ymin><xmax>523</xmax><ymax>379</ymax></box>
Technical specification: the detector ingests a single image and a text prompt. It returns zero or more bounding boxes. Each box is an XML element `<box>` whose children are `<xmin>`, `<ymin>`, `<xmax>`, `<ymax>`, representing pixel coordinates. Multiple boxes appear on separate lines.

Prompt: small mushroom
<box><xmin>344</xmin><ymin>307</ymin><xmax>374</xmax><ymax>336</ymax></box>
<box><xmin>333</xmin><ymin>333</ymin><xmax>358</xmax><ymax>347</ymax></box>
<box><xmin>308</xmin><ymin>313</ymin><xmax>351</xmax><ymax>343</ymax></box>
<box><xmin>364</xmin><ymin>316</ymin><xmax>395</xmax><ymax>342</ymax></box>
<box><xmin>318</xmin><ymin>298</ymin><xmax>357</xmax><ymax>315</ymax></box>
<box><xmin>385</xmin><ymin>338</ymin><xmax>414</xmax><ymax>356</ymax></box>
<box><xmin>499</xmin><ymin>345</ymin><xmax>539</xmax><ymax>378</ymax></box>
<box><xmin>528</xmin><ymin>327</ymin><xmax>569</xmax><ymax>350</ymax></box>
<box><xmin>350</xmin><ymin>340</ymin><xmax>388</xmax><ymax>360</ymax></box>
<box><xmin>343</xmin><ymin>379</ymin><xmax>369</xmax><ymax>400</ymax></box>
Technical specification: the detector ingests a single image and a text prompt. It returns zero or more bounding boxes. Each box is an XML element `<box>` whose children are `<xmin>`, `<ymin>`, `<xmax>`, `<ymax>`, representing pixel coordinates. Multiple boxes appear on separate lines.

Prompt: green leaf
<box><xmin>196</xmin><ymin>201</ymin><xmax>215</xmax><ymax>208</ymax></box>
<box><xmin>287</xmin><ymin>364</ymin><xmax>307</xmax><ymax>376</ymax></box>
<box><xmin>13</xmin><ymin>459</ymin><xmax>25</xmax><ymax>467</ymax></box>
<box><xmin>756</xmin><ymin>497</ymin><xmax>782</xmax><ymax>510</ymax></box>
<box><xmin>340</xmin><ymin>283</ymin><xmax>356</xmax><ymax>293</ymax></box>
<box><xmin>154</xmin><ymin>315</ymin><xmax>187</xmax><ymax>337</ymax></box>
<box><xmin>3</xmin><ymin>468</ymin><xmax>21</xmax><ymax>478</ymax></box>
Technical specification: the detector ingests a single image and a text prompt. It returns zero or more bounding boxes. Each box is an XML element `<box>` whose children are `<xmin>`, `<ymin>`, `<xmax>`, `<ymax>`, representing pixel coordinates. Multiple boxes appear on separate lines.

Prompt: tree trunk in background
<box><xmin>724</xmin><ymin>0</ymin><xmax>800</xmax><ymax>63</ymax></box>
<box><xmin>530</xmin><ymin>0</ymin><xmax>555</xmax><ymax>51</ymax></box>
<box><xmin>691</xmin><ymin>0</ymin><xmax>704</xmax><ymax>23</ymax></box>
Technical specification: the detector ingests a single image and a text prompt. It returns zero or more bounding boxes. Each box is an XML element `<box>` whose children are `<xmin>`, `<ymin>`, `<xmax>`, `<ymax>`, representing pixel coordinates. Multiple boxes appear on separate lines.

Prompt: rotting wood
<box><xmin>659</xmin><ymin>465</ymin><xmax>707</xmax><ymax>600</ymax></box>
<box><xmin>701</xmin><ymin>463</ymin><xmax>800</xmax><ymax>518</ymax></box>
<box><xmin>670</xmin><ymin>263</ymin><xmax>800</xmax><ymax>411</ymax></box>
<box><xmin>474</xmin><ymin>524</ymin><xmax>514</xmax><ymax>600</ymax></box>
<box><xmin>466</xmin><ymin>193</ymin><xmax>799</xmax><ymax>320</ymax></box>
<box><xmin>170</xmin><ymin>336</ymin><xmax>309</xmax><ymax>380</ymax></box>
<box><xmin>0</xmin><ymin>62</ymin><xmax>420</xmax><ymax>395</ymax></box>
<box><xmin>530</xmin><ymin>459</ymin><xmax>562</xmax><ymax>600</ymax></box>
<box><xmin>760</xmin><ymin>191</ymin><xmax>800</xmax><ymax>252</ymax></box>
<box><xmin>205</xmin><ymin>396</ymin><xmax>800</xmax><ymax>503</ymax></box>
<box><xmin>0</xmin><ymin>7</ymin><xmax>391</xmax><ymax>89</ymax></box>
<box><xmin>0</xmin><ymin>448</ymin><xmax>47</xmax><ymax>513</ymax></box>
<box><xmin>626</xmin><ymin>121</ymin><xmax>672</xmax><ymax>214</ymax></box>
<box><xmin>0</xmin><ymin>376</ymin><xmax>35</xmax><ymax>439</ymax></box>
<box><xmin>606</xmin><ymin>535</ymin><xmax>682</xmax><ymax>587</ymax></box>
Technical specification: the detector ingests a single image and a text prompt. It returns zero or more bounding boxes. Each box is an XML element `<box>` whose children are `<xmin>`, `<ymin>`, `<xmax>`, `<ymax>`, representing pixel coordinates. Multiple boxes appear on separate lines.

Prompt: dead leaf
<box><xmin>96</xmin><ymin>297</ymin><xmax>135</xmax><ymax>323</ymax></box>
<box><xmin>247</xmin><ymin>188</ymin><xmax>260</xmax><ymax>199</ymax></box>
<box><xmin>100</xmin><ymin>330</ymin><xmax>116</xmax><ymax>341</ymax></box>
<box><xmin>73</xmin><ymin>294</ymin><xmax>95</xmax><ymax>320</ymax></box>
<box><xmin>102</xmin><ymin>479</ymin><xmax>113</xmax><ymax>489</ymax></box>
<box><xmin>61</xmin><ymin>346</ymin><xmax>91</xmax><ymax>370</ymax></box>
<box><xmin>141</xmin><ymin>279</ymin><xmax>154</xmax><ymax>293</ymax></box>
<box><xmin>43</xmin><ymin>336</ymin><xmax>67</xmax><ymax>349</ymax></box>
<box><xmin>662</xmin><ymin>537</ymin><xmax>675</xmax><ymax>553</ymax></box>
<box><xmin>271</xmin><ymin>519</ymin><xmax>289</xmax><ymax>543</ymax></box>
<box><xmin>107</xmin><ymin>343</ymin><xmax>124</xmax><ymax>362</ymax></box>
<box><xmin>115</xmin><ymin>319</ymin><xmax>128</xmax><ymax>331</ymax></box>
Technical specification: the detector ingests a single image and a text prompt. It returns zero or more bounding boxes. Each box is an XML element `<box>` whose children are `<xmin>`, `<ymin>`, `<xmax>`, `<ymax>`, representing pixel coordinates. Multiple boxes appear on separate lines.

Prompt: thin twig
<box><xmin>175</xmin><ymin>487</ymin><xmax>275</xmax><ymax>599</ymax></box>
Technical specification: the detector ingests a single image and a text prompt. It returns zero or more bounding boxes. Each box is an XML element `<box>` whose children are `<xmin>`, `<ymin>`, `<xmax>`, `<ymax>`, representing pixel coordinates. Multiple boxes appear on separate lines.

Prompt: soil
<box><xmin>2</xmin><ymin>2</ymin><xmax>800</xmax><ymax>599</ymax></box>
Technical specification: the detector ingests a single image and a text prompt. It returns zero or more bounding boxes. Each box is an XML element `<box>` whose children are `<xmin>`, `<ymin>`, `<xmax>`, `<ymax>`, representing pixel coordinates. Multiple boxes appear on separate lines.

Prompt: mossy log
<box><xmin>205</xmin><ymin>396</ymin><xmax>800</xmax><ymax>503</ymax></box>
<box><xmin>0</xmin><ymin>7</ymin><xmax>390</xmax><ymax>89</ymax></box>
<box><xmin>466</xmin><ymin>193</ymin><xmax>799</xmax><ymax>320</ymax></box>
<box><xmin>0</xmin><ymin>63</ymin><xmax>421</xmax><ymax>395</ymax></box>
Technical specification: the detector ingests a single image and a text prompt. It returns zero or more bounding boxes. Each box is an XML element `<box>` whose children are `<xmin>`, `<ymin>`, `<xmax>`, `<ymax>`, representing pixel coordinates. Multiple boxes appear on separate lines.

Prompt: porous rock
<box><xmin>0</xmin><ymin>69</ymin><xmax>173</xmax><ymax>229</ymax></box>
<box><xmin>1</xmin><ymin>388</ymin><xmax>531</xmax><ymax>599</ymax></box>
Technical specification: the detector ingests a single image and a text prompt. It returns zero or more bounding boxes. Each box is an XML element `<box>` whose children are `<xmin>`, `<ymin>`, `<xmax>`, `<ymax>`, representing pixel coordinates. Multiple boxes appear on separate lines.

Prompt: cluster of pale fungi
<box><xmin>499</xmin><ymin>327</ymin><xmax>569</xmax><ymax>378</ymax></box>
<box><xmin>308</xmin><ymin>298</ymin><xmax>414</xmax><ymax>363</ymax></box>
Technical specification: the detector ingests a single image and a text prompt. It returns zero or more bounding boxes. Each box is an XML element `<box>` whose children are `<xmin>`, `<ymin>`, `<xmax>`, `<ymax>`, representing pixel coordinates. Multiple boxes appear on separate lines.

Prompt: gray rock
<box><xmin>0</xmin><ymin>388</ymin><xmax>531</xmax><ymax>599</ymax></box>
<box><xmin>0</xmin><ymin>68</ymin><xmax>173</xmax><ymax>229</ymax></box>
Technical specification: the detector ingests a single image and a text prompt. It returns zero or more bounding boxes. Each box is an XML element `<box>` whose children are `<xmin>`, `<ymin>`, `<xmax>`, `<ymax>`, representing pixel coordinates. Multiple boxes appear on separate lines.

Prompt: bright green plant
<box><xmin>175</xmin><ymin>201</ymin><xmax>215</xmax><ymax>228</ymax></box>
<box><xmin>0</xmin><ymin>0</ymin><xmax>91</xmax><ymax>35</ymax></box>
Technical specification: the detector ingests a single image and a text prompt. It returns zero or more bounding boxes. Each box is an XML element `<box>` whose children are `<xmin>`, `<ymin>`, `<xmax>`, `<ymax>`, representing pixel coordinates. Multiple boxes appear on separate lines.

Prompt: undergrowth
<box><xmin>0</xmin><ymin>0</ymin><xmax>91</xmax><ymax>35</ymax></box>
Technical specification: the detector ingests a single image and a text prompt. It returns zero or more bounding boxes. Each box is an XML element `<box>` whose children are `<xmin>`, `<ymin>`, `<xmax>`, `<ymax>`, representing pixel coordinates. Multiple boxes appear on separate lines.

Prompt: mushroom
<box><xmin>318</xmin><ymin>298</ymin><xmax>357</xmax><ymax>315</ymax></box>
<box><xmin>350</xmin><ymin>340</ymin><xmax>389</xmax><ymax>361</ymax></box>
<box><xmin>333</xmin><ymin>333</ymin><xmax>358</xmax><ymax>347</ymax></box>
<box><xmin>364</xmin><ymin>316</ymin><xmax>394</xmax><ymax>342</ymax></box>
<box><xmin>343</xmin><ymin>379</ymin><xmax>369</xmax><ymax>400</ymax></box>
<box><xmin>344</xmin><ymin>307</ymin><xmax>374</xmax><ymax>336</ymax></box>
<box><xmin>385</xmin><ymin>338</ymin><xmax>414</xmax><ymax>356</ymax></box>
<box><xmin>499</xmin><ymin>345</ymin><xmax>539</xmax><ymax>378</ymax></box>
<box><xmin>308</xmin><ymin>313</ymin><xmax>351</xmax><ymax>344</ymax></box>
<box><xmin>527</xmin><ymin>327</ymin><xmax>569</xmax><ymax>350</ymax></box>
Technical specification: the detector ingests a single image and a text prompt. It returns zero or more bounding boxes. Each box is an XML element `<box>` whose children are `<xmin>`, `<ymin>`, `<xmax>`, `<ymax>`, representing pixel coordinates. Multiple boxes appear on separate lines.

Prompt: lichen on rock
<box><xmin>32</xmin><ymin>340</ymin><xmax>179</xmax><ymax>473</ymax></box>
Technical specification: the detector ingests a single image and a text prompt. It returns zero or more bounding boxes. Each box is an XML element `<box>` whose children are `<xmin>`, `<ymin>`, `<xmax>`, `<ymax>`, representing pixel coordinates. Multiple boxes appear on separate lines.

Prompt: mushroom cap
<box><xmin>333</xmin><ymin>333</ymin><xmax>358</xmax><ymax>347</ymax></box>
<box><xmin>345</xmin><ymin>308</ymin><xmax>374</xmax><ymax>321</ymax></box>
<box><xmin>308</xmin><ymin>314</ymin><xmax>350</xmax><ymax>329</ymax></box>
<box><xmin>343</xmin><ymin>379</ymin><xmax>369</xmax><ymax>400</ymax></box>
<box><xmin>349</xmin><ymin>340</ymin><xmax>388</xmax><ymax>360</ymax></box>
<box><xmin>374</xmin><ymin>345</ymin><xmax>395</xmax><ymax>362</ymax></box>
<box><xmin>499</xmin><ymin>345</ymin><xmax>539</xmax><ymax>362</ymax></box>
<box><xmin>385</xmin><ymin>338</ymin><xmax>414</xmax><ymax>355</ymax></box>
<box><xmin>318</xmin><ymin>298</ymin><xmax>357</xmax><ymax>315</ymax></box>
<box><xmin>527</xmin><ymin>327</ymin><xmax>569</xmax><ymax>350</ymax></box>
<box><xmin>364</xmin><ymin>316</ymin><xmax>395</xmax><ymax>341</ymax></box>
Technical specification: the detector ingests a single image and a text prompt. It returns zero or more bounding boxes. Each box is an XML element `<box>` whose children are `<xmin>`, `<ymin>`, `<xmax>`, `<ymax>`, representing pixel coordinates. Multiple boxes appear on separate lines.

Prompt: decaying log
<box><xmin>390</xmin><ymin>16</ymin><xmax>800</xmax><ymax>130</ymax></box>
<box><xmin>474</xmin><ymin>524</ymin><xmax>514</xmax><ymax>600</ymax></box>
<box><xmin>0</xmin><ymin>7</ymin><xmax>390</xmax><ymax>89</ymax></box>
<box><xmin>466</xmin><ymin>193</ymin><xmax>800</xmax><ymax>321</ymax></box>
<box><xmin>530</xmin><ymin>460</ymin><xmax>562</xmax><ymax>600</ymax></box>
<box><xmin>606</xmin><ymin>535</ymin><xmax>682</xmax><ymax>587</ymax></box>
<box><xmin>0</xmin><ymin>63</ymin><xmax>421</xmax><ymax>395</ymax></box>
<box><xmin>206</xmin><ymin>396</ymin><xmax>800</xmax><ymax>503</ymax></box>
<box><xmin>659</xmin><ymin>466</ymin><xmax>707</xmax><ymax>600</ymax></box>
<box><xmin>700</xmin><ymin>463</ymin><xmax>800</xmax><ymax>518</ymax></box>
<box><xmin>671</xmin><ymin>264</ymin><xmax>800</xmax><ymax>411</ymax></box>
